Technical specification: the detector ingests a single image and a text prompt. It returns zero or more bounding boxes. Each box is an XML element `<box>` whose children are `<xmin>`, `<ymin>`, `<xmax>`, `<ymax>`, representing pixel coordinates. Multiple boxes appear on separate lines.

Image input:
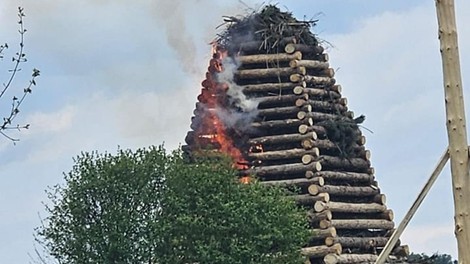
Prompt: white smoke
<box><xmin>217</xmin><ymin>56</ymin><xmax>260</xmax><ymax>112</ymax></box>
<box><xmin>212</xmin><ymin>56</ymin><xmax>260</xmax><ymax>132</ymax></box>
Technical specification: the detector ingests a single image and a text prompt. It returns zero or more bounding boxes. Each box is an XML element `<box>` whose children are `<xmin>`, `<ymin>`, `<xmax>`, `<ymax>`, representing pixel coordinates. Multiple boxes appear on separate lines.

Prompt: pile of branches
<box><xmin>317</xmin><ymin>115</ymin><xmax>366</xmax><ymax>158</ymax></box>
<box><xmin>216</xmin><ymin>5</ymin><xmax>318</xmax><ymax>53</ymax></box>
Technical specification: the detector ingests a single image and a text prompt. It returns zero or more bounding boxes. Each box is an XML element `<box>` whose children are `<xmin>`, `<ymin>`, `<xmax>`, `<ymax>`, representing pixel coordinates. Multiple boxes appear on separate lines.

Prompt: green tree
<box><xmin>36</xmin><ymin>146</ymin><xmax>308</xmax><ymax>263</ymax></box>
<box><xmin>408</xmin><ymin>252</ymin><xmax>457</xmax><ymax>264</ymax></box>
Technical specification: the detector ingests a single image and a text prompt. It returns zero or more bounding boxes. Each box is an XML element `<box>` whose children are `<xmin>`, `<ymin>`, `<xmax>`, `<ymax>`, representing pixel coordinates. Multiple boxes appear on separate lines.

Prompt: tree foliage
<box><xmin>408</xmin><ymin>252</ymin><xmax>457</xmax><ymax>264</ymax></box>
<box><xmin>1</xmin><ymin>6</ymin><xmax>40</xmax><ymax>142</ymax></box>
<box><xmin>36</xmin><ymin>146</ymin><xmax>308</xmax><ymax>263</ymax></box>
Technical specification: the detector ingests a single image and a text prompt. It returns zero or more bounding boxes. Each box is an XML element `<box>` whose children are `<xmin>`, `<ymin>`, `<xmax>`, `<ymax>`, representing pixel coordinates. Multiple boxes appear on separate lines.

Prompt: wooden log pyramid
<box><xmin>184</xmin><ymin>6</ymin><xmax>408</xmax><ymax>264</ymax></box>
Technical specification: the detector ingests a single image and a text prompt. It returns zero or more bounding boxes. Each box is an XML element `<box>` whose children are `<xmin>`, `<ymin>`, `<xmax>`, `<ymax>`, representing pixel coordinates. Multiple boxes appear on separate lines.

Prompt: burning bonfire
<box><xmin>184</xmin><ymin>5</ymin><xmax>409</xmax><ymax>264</ymax></box>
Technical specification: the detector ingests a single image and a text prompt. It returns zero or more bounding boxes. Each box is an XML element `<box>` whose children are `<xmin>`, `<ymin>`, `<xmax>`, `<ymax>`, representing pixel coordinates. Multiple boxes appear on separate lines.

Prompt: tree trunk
<box><xmin>236</xmin><ymin>67</ymin><xmax>306</xmax><ymax>79</ymax></box>
<box><xmin>314</xmin><ymin>201</ymin><xmax>387</xmax><ymax>213</ymax></box>
<box><xmin>331</xmin><ymin>219</ymin><xmax>394</xmax><ymax>230</ymax></box>
<box><xmin>308</xmin><ymin>184</ymin><xmax>380</xmax><ymax>197</ymax></box>
<box><xmin>435</xmin><ymin>1</ymin><xmax>470</xmax><ymax>262</ymax></box>
<box><xmin>238</xmin><ymin>51</ymin><xmax>302</xmax><ymax>64</ymax></box>
<box><xmin>301</xmin><ymin>243</ymin><xmax>342</xmax><ymax>258</ymax></box>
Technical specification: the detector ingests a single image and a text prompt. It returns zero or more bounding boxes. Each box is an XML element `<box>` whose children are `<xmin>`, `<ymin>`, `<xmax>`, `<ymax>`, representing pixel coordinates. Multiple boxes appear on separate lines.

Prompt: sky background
<box><xmin>0</xmin><ymin>0</ymin><xmax>468</xmax><ymax>262</ymax></box>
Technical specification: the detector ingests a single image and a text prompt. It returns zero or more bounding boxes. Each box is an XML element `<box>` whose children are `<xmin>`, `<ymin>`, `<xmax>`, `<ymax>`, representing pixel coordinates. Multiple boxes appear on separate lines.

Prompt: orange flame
<box><xmin>194</xmin><ymin>44</ymin><xmax>248</xmax><ymax>173</ymax></box>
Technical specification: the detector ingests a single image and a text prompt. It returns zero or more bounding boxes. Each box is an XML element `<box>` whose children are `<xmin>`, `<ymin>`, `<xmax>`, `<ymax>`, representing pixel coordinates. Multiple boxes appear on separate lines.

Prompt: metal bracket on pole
<box><xmin>375</xmin><ymin>147</ymin><xmax>450</xmax><ymax>264</ymax></box>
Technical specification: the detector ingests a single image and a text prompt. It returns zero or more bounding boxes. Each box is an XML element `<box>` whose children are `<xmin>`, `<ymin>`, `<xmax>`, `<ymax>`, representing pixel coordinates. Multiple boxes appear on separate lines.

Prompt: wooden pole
<box><xmin>375</xmin><ymin>148</ymin><xmax>450</xmax><ymax>264</ymax></box>
<box><xmin>435</xmin><ymin>1</ymin><xmax>470</xmax><ymax>263</ymax></box>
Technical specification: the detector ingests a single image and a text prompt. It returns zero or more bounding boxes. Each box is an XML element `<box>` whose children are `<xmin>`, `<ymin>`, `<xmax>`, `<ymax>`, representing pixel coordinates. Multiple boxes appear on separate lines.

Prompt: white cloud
<box><xmin>402</xmin><ymin>223</ymin><xmax>457</xmax><ymax>257</ymax></box>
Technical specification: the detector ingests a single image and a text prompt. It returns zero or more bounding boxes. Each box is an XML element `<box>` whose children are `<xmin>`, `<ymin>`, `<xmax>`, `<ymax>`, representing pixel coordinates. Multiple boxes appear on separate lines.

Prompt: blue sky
<box><xmin>1</xmin><ymin>0</ymin><xmax>468</xmax><ymax>262</ymax></box>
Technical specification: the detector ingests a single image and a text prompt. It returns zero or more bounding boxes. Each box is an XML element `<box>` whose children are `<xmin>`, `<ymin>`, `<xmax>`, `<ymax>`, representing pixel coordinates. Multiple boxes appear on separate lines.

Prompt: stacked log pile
<box><xmin>184</xmin><ymin>5</ymin><xmax>408</xmax><ymax>264</ymax></box>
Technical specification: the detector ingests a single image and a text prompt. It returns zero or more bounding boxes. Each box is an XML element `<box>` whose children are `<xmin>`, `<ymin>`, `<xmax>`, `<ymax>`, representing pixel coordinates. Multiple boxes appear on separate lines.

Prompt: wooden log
<box><xmin>248</xmin><ymin>132</ymin><xmax>317</xmax><ymax>146</ymax></box>
<box><xmin>262</xmin><ymin>177</ymin><xmax>324</xmax><ymax>188</ymax></box>
<box><xmin>373</xmin><ymin>194</ymin><xmax>387</xmax><ymax>205</ymax></box>
<box><xmin>307</xmin><ymin>210</ymin><xmax>332</xmax><ymax>222</ymax></box>
<box><xmin>331</xmin><ymin>219</ymin><xmax>395</xmax><ymax>230</ymax></box>
<box><xmin>228</xmin><ymin>37</ymin><xmax>296</xmax><ymax>53</ymax></box>
<box><xmin>257</xmin><ymin>105</ymin><xmax>311</xmax><ymax>118</ymax></box>
<box><xmin>308</xmin><ymin>184</ymin><xmax>380</xmax><ymax>197</ymax></box>
<box><xmin>242</xmin><ymin>82</ymin><xmax>304</xmax><ymax>94</ymax></box>
<box><xmin>293</xmin><ymin>86</ymin><xmax>342</xmax><ymax>99</ymax></box>
<box><xmin>294</xmin><ymin>98</ymin><xmax>347</xmax><ymax>113</ymax></box>
<box><xmin>290</xmin><ymin>74</ymin><xmax>336</xmax><ymax>85</ymax></box>
<box><xmin>314</xmin><ymin>201</ymin><xmax>387</xmax><ymax>213</ymax></box>
<box><xmin>319</xmin><ymin>219</ymin><xmax>332</xmax><ymax>229</ymax></box>
<box><xmin>245</xmin><ymin>161</ymin><xmax>322</xmax><ymax>177</ymax></box>
<box><xmin>391</xmin><ymin>245</ymin><xmax>409</xmax><ymax>257</ymax></box>
<box><xmin>319</xmin><ymin>156</ymin><xmax>370</xmax><ymax>171</ymax></box>
<box><xmin>302</xmin><ymin>154</ymin><xmax>318</xmax><ymax>165</ymax></box>
<box><xmin>292</xmin><ymin>193</ymin><xmax>330</xmax><ymax>205</ymax></box>
<box><xmin>324</xmin><ymin>253</ymin><xmax>378</xmax><ymax>264</ymax></box>
<box><xmin>298</xmin><ymin>124</ymin><xmax>327</xmax><ymax>136</ymax></box>
<box><xmin>257</xmin><ymin>94</ymin><xmax>308</xmax><ymax>107</ymax></box>
<box><xmin>301</xmin><ymin>243</ymin><xmax>341</xmax><ymax>258</ymax></box>
<box><xmin>300</xmin><ymin>139</ymin><xmax>365</xmax><ymax>155</ymax></box>
<box><xmin>236</xmin><ymin>67</ymin><xmax>306</xmax><ymax>79</ymax></box>
<box><xmin>311</xmin><ymin>227</ymin><xmax>337</xmax><ymax>239</ymax></box>
<box><xmin>290</xmin><ymin>59</ymin><xmax>329</xmax><ymax>69</ymax></box>
<box><xmin>309</xmin><ymin>171</ymin><xmax>374</xmax><ymax>183</ymax></box>
<box><xmin>285</xmin><ymin>43</ymin><xmax>324</xmax><ymax>54</ymax></box>
<box><xmin>237</xmin><ymin>51</ymin><xmax>302</xmax><ymax>64</ymax></box>
<box><xmin>296</xmin><ymin>111</ymin><xmax>340</xmax><ymax>122</ymax></box>
<box><xmin>251</xmin><ymin>118</ymin><xmax>313</xmax><ymax>131</ymax></box>
<box><xmin>248</xmin><ymin>148</ymin><xmax>319</xmax><ymax>161</ymax></box>
<box><xmin>325</xmin><ymin>236</ymin><xmax>391</xmax><ymax>248</ymax></box>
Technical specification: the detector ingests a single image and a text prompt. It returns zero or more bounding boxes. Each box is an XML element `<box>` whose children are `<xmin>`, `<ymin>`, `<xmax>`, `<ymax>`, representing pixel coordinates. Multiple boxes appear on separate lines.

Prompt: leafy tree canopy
<box><xmin>36</xmin><ymin>146</ymin><xmax>308</xmax><ymax>264</ymax></box>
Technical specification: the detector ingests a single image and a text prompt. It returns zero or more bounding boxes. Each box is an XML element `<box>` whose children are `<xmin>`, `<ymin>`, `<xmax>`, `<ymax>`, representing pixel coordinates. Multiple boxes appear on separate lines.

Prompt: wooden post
<box><xmin>435</xmin><ymin>1</ymin><xmax>470</xmax><ymax>263</ymax></box>
<box><xmin>375</xmin><ymin>148</ymin><xmax>449</xmax><ymax>264</ymax></box>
